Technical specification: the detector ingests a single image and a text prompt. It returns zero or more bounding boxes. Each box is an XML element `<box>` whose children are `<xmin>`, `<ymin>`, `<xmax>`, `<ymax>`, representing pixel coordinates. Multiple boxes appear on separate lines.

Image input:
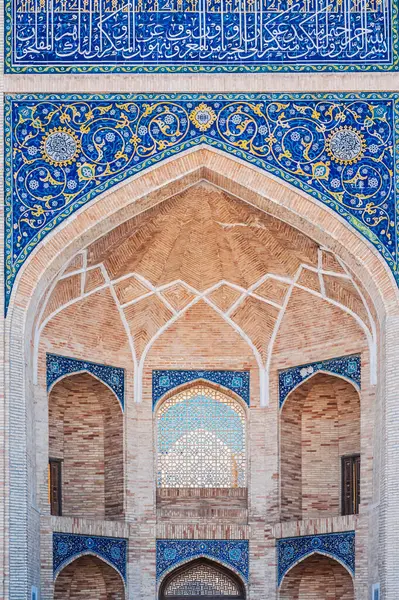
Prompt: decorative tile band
<box><xmin>156</xmin><ymin>539</ymin><xmax>249</xmax><ymax>581</ymax></box>
<box><xmin>5</xmin><ymin>94</ymin><xmax>398</xmax><ymax>312</ymax></box>
<box><xmin>53</xmin><ymin>533</ymin><xmax>128</xmax><ymax>582</ymax></box>
<box><xmin>152</xmin><ymin>369</ymin><xmax>250</xmax><ymax>408</ymax></box>
<box><xmin>5</xmin><ymin>0</ymin><xmax>396</xmax><ymax>72</ymax></box>
<box><xmin>279</xmin><ymin>354</ymin><xmax>361</xmax><ymax>408</ymax></box>
<box><xmin>47</xmin><ymin>353</ymin><xmax>125</xmax><ymax>410</ymax></box>
<box><xmin>277</xmin><ymin>531</ymin><xmax>355</xmax><ymax>586</ymax></box>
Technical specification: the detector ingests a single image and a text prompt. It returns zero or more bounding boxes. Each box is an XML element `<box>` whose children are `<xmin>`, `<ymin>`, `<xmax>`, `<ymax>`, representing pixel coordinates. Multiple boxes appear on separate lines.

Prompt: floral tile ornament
<box><xmin>53</xmin><ymin>533</ymin><xmax>127</xmax><ymax>581</ymax></box>
<box><xmin>152</xmin><ymin>369</ymin><xmax>250</xmax><ymax>408</ymax></box>
<box><xmin>156</xmin><ymin>540</ymin><xmax>249</xmax><ymax>581</ymax></box>
<box><xmin>5</xmin><ymin>94</ymin><xmax>398</xmax><ymax>312</ymax></box>
<box><xmin>279</xmin><ymin>354</ymin><xmax>361</xmax><ymax>408</ymax></box>
<box><xmin>277</xmin><ymin>531</ymin><xmax>355</xmax><ymax>586</ymax></box>
<box><xmin>46</xmin><ymin>353</ymin><xmax>125</xmax><ymax>410</ymax></box>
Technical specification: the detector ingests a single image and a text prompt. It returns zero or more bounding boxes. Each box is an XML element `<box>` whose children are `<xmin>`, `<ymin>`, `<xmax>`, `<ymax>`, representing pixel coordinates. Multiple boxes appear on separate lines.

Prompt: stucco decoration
<box><xmin>6</xmin><ymin>0</ymin><xmax>396</xmax><ymax>73</ymax></box>
<box><xmin>53</xmin><ymin>533</ymin><xmax>128</xmax><ymax>582</ymax></box>
<box><xmin>5</xmin><ymin>93</ymin><xmax>397</xmax><ymax>311</ymax></box>
<box><xmin>277</xmin><ymin>531</ymin><xmax>355</xmax><ymax>586</ymax></box>
<box><xmin>156</xmin><ymin>540</ymin><xmax>249</xmax><ymax>581</ymax></box>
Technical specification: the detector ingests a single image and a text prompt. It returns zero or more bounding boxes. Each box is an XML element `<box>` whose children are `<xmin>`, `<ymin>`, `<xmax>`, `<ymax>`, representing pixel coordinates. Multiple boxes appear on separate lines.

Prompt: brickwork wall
<box><xmin>54</xmin><ymin>555</ymin><xmax>125</xmax><ymax>599</ymax></box>
<box><xmin>5</xmin><ymin>168</ymin><xmax>385</xmax><ymax>598</ymax></box>
<box><xmin>281</xmin><ymin>374</ymin><xmax>360</xmax><ymax>520</ymax></box>
<box><xmin>279</xmin><ymin>554</ymin><xmax>354</xmax><ymax>599</ymax></box>
<box><xmin>48</xmin><ymin>373</ymin><xmax>124</xmax><ymax>519</ymax></box>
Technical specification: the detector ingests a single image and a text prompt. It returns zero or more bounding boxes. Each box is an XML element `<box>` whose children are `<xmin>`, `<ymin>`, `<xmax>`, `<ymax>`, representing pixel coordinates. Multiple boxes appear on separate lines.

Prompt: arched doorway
<box><xmin>279</xmin><ymin>554</ymin><xmax>354</xmax><ymax>599</ymax></box>
<box><xmin>159</xmin><ymin>558</ymin><xmax>246</xmax><ymax>599</ymax></box>
<box><xmin>54</xmin><ymin>554</ymin><xmax>125</xmax><ymax>599</ymax></box>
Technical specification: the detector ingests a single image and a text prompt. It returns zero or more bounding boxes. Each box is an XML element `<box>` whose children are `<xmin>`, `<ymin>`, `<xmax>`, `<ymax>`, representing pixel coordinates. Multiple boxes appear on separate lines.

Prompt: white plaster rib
<box><xmin>34</xmin><ymin>254</ymin><xmax>375</xmax><ymax>400</ymax></box>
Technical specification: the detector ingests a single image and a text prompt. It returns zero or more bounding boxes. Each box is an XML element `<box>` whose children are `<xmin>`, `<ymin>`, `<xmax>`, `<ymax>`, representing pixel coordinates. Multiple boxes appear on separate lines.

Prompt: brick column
<box><xmin>381</xmin><ymin>315</ymin><xmax>399</xmax><ymax>599</ymax></box>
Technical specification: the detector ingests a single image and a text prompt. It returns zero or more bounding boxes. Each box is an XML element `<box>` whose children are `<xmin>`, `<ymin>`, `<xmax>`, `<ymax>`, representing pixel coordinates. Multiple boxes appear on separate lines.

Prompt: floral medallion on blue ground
<box><xmin>277</xmin><ymin>531</ymin><xmax>355</xmax><ymax>586</ymax></box>
<box><xmin>46</xmin><ymin>353</ymin><xmax>125</xmax><ymax>410</ymax></box>
<box><xmin>53</xmin><ymin>533</ymin><xmax>128</xmax><ymax>581</ymax></box>
<box><xmin>279</xmin><ymin>354</ymin><xmax>361</xmax><ymax>408</ymax></box>
<box><xmin>156</xmin><ymin>539</ymin><xmax>249</xmax><ymax>581</ymax></box>
<box><xmin>152</xmin><ymin>369</ymin><xmax>250</xmax><ymax>408</ymax></box>
<box><xmin>5</xmin><ymin>93</ymin><xmax>398</xmax><ymax>312</ymax></box>
<box><xmin>5</xmin><ymin>0</ymin><xmax>398</xmax><ymax>73</ymax></box>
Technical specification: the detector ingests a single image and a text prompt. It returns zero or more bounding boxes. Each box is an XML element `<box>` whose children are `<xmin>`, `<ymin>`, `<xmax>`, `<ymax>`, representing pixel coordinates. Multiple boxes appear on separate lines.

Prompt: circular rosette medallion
<box><xmin>41</xmin><ymin>128</ymin><xmax>80</xmax><ymax>166</ymax></box>
<box><xmin>326</xmin><ymin>127</ymin><xmax>366</xmax><ymax>165</ymax></box>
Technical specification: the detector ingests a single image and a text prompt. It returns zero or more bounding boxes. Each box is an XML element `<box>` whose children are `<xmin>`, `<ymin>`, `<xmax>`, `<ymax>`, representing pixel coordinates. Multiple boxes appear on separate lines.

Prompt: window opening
<box><xmin>157</xmin><ymin>385</ymin><xmax>246</xmax><ymax>488</ymax></box>
<box><xmin>49</xmin><ymin>458</ymin><xmax>62</xmax><ymax>516</ymax></box>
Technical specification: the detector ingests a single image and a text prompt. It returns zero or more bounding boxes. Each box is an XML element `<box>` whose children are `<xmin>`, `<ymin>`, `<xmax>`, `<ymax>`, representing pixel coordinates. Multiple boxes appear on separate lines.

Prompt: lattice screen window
<box><xmin>157</xmin><ymin>385</ymin><xmax>246</xmax><ymax>488</ymax></box>
<box><xmin>164</xmin><ymin>563</ymin><xmax>242</xmax><ymax>596</ymax></box>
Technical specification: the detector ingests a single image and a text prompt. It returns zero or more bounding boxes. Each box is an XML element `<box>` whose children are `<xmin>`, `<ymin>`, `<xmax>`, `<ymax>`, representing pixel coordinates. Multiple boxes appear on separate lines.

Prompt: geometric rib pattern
<box><xmin>46</xmin><ymin>353</ymin><xmax>125</xmax><ymax>410</ymax></box>
<box><xmin>277</xmin><ymin>531</ymin><xmax>355</xmax><ymax>586</ymax></box>
<box><xmin>153</xmin><ymin>370</ymin><xmax>250</xmax><ymax>407</ymax></box>
<box><xmin>5</xmin><ymin>93</ymin><xmax>398</xmax><ymax>311</ymax></box>
<box><xmin>53</xmin><ymin>533</ymin><xmax>128</xmax><ymax>582</ymax></box>
<box><xmin>156</xmin><ymin>540</ymin><xmax>249</xmax><ymax>581</ymax></box>
<box><xmin>279</xmin><ymin>354</ymin><xmax>361</xmax><ymax>408</ymax></box>
<box><xmin>35</xmin><ymin>233</ymin><xmax>376</xmax><ymax>402</ymax></box>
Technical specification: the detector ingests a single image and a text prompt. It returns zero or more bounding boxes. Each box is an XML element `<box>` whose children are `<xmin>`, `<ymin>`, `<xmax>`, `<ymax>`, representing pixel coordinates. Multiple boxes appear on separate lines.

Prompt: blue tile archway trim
<box><xmin>277</xmin><ymin>531</ymin><xmax>355</xmax><ymax>586</ymax></box>
<box><xmin>279</xmin><ymin>354</ymin><xmax>361</xmax><ymax>408</ymax></box>
<box><xmin>152</xmin><ymin>370</ymin><xmax>250</xmax><ymax>409</ymax></box>
<box><xmin>46</xmin><ymin>353</ymin><xmax>125</xmax><ymax>410</ymax></box>
<box><xmin>156</xmin><ymin>539</ymin><xmax>249</xmax><ymax>582</ymax></box>
<box><xmin>5</xmin><ymin>93</ymin><xmax>399</xmax><ymax>313</ymax></box>
<box><xmin>53</xmin><ymin>533</ymin><xmax>128</xmax><ymax>582</ymax></box>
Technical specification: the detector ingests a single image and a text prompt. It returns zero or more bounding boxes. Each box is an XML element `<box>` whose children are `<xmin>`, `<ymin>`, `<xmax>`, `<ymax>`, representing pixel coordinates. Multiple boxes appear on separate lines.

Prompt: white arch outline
<box><xmin>278</xmin><ymin>549</ymin><xmax>355</xmax><ymax>589</ymax></box>
<box><xmin>279</xmin><ymin>368</ymin><xmax>361</xmax><ymax>411</ymax></box>
<box><xmin>48</xmin><ymin>368</ymin><xmax>124</xmax><ymax>412</ymax></box>
<box><xmin>53</xmin><ymin>550</ymin><xmax>126</xmax><ymax>589</ymax></box>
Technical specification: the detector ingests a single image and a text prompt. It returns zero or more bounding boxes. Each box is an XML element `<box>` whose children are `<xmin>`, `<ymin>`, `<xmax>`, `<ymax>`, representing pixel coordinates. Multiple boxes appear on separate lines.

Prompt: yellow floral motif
<box><xmin>189</xmin><ymin>103</ymin><xmax>217</xmax><ymax>132</ymax></box>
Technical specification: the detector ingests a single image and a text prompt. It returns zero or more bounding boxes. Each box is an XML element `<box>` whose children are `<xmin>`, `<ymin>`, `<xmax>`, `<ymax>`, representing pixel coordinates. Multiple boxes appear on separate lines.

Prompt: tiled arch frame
<box><xmin>157</xmin><ymin>556</ymin><xmax>249</xmax><ymax>597</ymax></box>
<box><xmin>4</xmin><ymin>146</ymin><xmax>399</xmax><ymax>599</ymax></box>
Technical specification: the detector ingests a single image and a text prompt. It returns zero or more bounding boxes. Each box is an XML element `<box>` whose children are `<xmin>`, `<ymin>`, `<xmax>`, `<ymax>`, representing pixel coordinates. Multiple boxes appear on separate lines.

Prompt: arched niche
<box><xmin>5</xmin><ymin>147</ymin><xmax>398</xmax><ymax>597</ymax></box>
<box><xmin>279</xmin><ymin>553</ymin><xmax>354</xmax><ymax>600</ymax></box>
<box><xmin>159</xmin><ymin>557</ymin><xmax>246</xmax><ymax>599</ymax></box>
<box><xmin>48</xmin><ymin>372</ymin><xmax>124</xmax><ymax>519</ymax></box>
<box><xmin>280</xmin><ymin>372</ymin><xmax>361</xmax><ymax>521</ymax></box>
<box><xmin>54</xmin><ymin>554</ymin><xmax>125</xmax><ymax>599</ymax></box>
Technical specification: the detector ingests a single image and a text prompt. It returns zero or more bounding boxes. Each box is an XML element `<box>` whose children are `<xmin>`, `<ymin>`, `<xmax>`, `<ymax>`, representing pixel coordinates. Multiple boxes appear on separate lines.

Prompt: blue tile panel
<box><xmin>53</xmin><ymin>533</ymin><xmax>128</xmax><ymax>581</ymax></box>
<box><xmin>5</xmin><ymin>94</ymin><xmax>398</xmax><ymax>312</ymax></box>
<box><xmin>279</xmin><ymin>353</ymin><xmax>361</xmax><ymax>408</ymax></box>
<box><xmin>153</xmin><ymin>369</ymin><xmax>250</xmax><ymax>408</ymax></box>
<box><xmin>5</xmin><ymin>0</ymin><xmax>396</xmax><ymax>72</ymax></box>
<box><xmin>156</xmin><ymin>539</ymin><xmax>249</xmax><ymax>581</ymax></box>
<box><xmin>46</xmin><ymin>353</ymin><xmax>125</xmax><ymax>410</ymax></box>
<box><xmin>277</xmin><ymin>531</ymin><xmax>355</xmax><ymax>586</ymax></box>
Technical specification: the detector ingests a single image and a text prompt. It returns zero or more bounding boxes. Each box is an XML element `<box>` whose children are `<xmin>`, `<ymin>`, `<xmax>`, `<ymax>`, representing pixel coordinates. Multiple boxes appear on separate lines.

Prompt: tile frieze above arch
<box><xmin>5</xmin><ymin>93</ymin><xmax>398</xmax><ymax>312</ymax></box>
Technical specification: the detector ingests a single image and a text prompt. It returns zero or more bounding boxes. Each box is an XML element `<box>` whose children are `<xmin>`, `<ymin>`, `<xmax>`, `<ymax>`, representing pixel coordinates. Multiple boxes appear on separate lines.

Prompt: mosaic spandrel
<box><xmin>8</xmin><ymin>0</ymin><xmax>394</xmax><ymax>71</ymax></box>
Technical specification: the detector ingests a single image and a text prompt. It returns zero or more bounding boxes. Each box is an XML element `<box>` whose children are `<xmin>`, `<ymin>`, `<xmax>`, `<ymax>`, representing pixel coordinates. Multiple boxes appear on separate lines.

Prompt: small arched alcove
<box><xmin>48</xmin><ymin>372</ymin><xmax>124</xmax><ymax>519</ymax></box>
<box><xmin>280</xmin><ymin>373</ymin><xmax>361</xmax><ymax>521</ymax></box>
<box><xmin>159</xmin><ymin>558</ymin><xmax>246</xmax><ymax>599</ymax></box>
<box><xmin>279</xmin><ymin>553</ymin><xmax>354</xmax><ymax>599</ymax></box>
<box><xmin>54</xmin><ymin>554</ymin><xmax>125</xmax><ymax>599</ymax></box>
